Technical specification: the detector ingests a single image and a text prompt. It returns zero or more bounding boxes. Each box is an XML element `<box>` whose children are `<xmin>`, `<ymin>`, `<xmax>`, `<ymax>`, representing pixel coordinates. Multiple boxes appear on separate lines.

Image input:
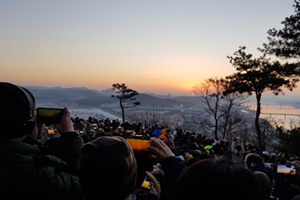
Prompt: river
<box><xmin>247</xmin><ymin>104</ymin><xmax>300</xmax><ymax>129</ymax></box>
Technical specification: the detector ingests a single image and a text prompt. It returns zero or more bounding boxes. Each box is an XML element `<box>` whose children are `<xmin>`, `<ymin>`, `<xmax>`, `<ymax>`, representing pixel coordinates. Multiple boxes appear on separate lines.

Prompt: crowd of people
<box><xmin>1</xmin><ymin>82</ymin><xmax>300</xmax><ymax>200</ymax></box>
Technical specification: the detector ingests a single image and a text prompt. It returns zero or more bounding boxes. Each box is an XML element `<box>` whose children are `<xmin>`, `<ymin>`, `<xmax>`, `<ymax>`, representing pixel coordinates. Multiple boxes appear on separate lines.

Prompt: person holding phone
<box><xmin>287</xmin><ymin>161</ymin><xmax>300</xmax><ymax>199</ymax></box>
<box><xmin>148</xmin><ymin>138</ymin><xmax>264</xmax><ymax>200</ymax></box>
<box><xmin>0</xmin><ymin>83</ymin><xmax>83</xmax><ymax>200</ymax></box>
<box><xmin>148</xmin><ymin>137</ymin><xmax>186</xmax><ymax>196</ymax></box>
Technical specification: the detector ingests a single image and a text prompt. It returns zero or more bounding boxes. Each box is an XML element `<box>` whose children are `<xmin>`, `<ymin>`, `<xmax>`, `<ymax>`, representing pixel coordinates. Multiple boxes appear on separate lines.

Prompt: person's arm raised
<box><xmin>54</xmin><ymin>107</ymin><xmax>83</xmax><ymax>175</ymax></box>
<box><xmin>288</xmin><ymin>160</ymin><xmax>300</xmax><ymax>177</ymax></box>
<box><xmin>148</xmin><ymin>137</ymin><xmax>186</xmax><ymax>192</ymax></box>
<box><xmin>148</xmin><ymin>137</ymin><xmax>174</xmax><ymax>163</ymax></box>
<box><xmin>55</xmin><ymin>107</ymin><xmax>75</xmax><ymax>134</ymax></box>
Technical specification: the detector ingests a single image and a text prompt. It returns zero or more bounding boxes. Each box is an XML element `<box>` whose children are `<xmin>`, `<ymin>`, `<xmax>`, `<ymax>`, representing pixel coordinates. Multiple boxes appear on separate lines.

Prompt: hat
<box><xmin>252</xmin><ymin>171</ymin><xmax>271</xmax><ymax>199</ymax></box>
<box><xmin>0</xmin><ymin>83</ymin><xmax>36</xmax><ymax>142</ymax></box>
<box><xmin>79</xmin><ymin>136</ymin><xmax>137</xmax><ymax>200</ymax></box>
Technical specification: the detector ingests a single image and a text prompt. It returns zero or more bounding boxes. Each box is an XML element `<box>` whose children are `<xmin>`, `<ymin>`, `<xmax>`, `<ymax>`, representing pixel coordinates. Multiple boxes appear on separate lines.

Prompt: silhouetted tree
<box><xmin>218</xmin><ymin>108</ymin><xmax>247</xmax><ymax>140</ymax></box>
<box><xmin>250</xmin><ymin>117</ymin><xmax>278</xmax><ymax>151</ymax></box>
<box><xmin>274</xmin><ymin>127</ymin><xmax>300</xmax><ymax>156</ymax></box>
<box><xmin>287</xmin><ymin>117</ymin><xmax>300</xmax><ymax>130</ymax></box>
<box><xmin>193</xmin><ymin>77</ymin><xmax>245</xmax><ymax>138</ymax></box>
<box><xmin>224</xmin><ymin>46</ymin><xmax>299</xmax><ymax>151</ymax></box>
<box><xmin>262</xmin><ymin>0</ymin><xmax>300</xmax><ymax>59</ymax></box>
<box><xmin>111</xmin><ymin>83</ymin><xmax>140</xmax><ymax>123</ymax></box>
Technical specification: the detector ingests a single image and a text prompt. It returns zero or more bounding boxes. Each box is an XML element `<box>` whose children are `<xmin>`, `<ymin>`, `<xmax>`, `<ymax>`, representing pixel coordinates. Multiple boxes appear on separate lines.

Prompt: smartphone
<box><xmin>126</xmin><ymin>138</ymin><xmax>151</xmax><ymax>152</ymax></box>
<box><xmin>140</xmin><ymin>180</ymin><xmax>153</xmax><ymax>192</ymax></box>
<box><xmin>277</xmin><ymin>164</ymin><xmax>296</xmax><ymax>175</ymax></box>
<box><xmin>37</xmin><ymin>107</ymin><xmax>64</xmax><ymax>125</ymax></box>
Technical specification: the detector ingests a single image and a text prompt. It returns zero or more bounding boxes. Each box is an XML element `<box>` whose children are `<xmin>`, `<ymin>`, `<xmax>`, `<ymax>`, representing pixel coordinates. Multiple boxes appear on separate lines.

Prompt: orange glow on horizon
<box><xmin>2</xmin><ymin>53</ymin><xmax>300</xmax><ymax>96</ymax></box>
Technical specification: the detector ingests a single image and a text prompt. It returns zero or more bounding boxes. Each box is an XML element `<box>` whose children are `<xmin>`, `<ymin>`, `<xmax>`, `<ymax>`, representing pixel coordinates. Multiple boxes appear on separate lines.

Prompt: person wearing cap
<box><xmin>0</xmin><ymin>82</ymin><xmax>83</xmax><ymax>200</ymax></box>
<box><xmin>79</xmin><ymin>136</ymin><xmax>137</xmax><ymax>200</ymax></box>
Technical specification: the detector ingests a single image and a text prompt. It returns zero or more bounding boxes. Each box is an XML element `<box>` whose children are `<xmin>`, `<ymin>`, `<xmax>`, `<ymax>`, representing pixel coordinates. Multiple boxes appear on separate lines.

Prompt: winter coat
<box><xmin>161</xmin><ymin>157</ymin><xmax>186</xmax><ymax>193</ymax></box>
<box><xmin>159</xmin><ymin>129</ymin><xmax>168</xmax><ymax>139</ymax></box>
<box><xmin>152</xmin><ymin>130</ymin><xmax>162</xmax><ymax>138</ymax></box>
<box><xmin>0</xmin><ymin>132</ymin><xmax>83</xmax><ymax>200</ymax></box>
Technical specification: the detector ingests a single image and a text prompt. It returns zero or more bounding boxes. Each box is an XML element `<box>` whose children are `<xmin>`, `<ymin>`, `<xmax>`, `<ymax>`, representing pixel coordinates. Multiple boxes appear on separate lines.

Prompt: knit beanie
<box><xmin>79</xmin><ymin>136</ymin><xmax>137</xmax><ymax>200</ymax></box>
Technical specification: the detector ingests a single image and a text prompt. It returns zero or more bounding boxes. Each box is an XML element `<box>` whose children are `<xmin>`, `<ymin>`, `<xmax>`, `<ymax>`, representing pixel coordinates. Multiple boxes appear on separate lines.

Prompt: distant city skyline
<box><xmin>1</xmin><ymin>0</ymin><xmax>299</xmax><ymax>95</ymax></box>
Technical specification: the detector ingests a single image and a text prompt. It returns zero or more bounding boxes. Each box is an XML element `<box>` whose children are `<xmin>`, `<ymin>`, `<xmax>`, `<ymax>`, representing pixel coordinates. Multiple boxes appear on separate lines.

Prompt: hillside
<box><xmin>25</xmin><ymin>86</ymin><xmax>197</xmax><ymax>109</ymax></box>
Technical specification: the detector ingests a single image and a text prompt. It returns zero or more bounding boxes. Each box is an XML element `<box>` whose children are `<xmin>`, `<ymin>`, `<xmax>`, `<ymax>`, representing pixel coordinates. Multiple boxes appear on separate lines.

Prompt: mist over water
<box><xmin>69</xmin><ymin>108</ymin><xmax>121</xmax><ymax>121</ymax></box>
<box><xmin>248</xmin><ymin>104</ymin><xmax>300</xmax><ymax>129</ymax></box>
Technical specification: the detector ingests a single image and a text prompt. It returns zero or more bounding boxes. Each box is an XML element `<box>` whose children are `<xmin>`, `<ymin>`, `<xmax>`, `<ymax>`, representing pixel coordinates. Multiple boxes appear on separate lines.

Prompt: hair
<box><xmin>146</xmin><ymin>171</ymin><xmax>161</xmax><ymax>199</ymax></box>
<box><xmin>166</xmin><ymin>157</ymin><xmax>262</xmax><ymax>200</ymax></box>
<box><xmin>245</xmin><ymin>153</ymin><xmax>266</xmax><ymax>169</ymax></box>
<box><xmin>151</xmin><ymin>169</ymin><xmax>165</xmax><ymax>194</ymax></box>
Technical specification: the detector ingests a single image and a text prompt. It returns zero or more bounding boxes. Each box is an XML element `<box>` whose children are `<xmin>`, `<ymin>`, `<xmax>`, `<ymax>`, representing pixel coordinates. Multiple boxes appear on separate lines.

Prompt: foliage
<box><xmin>111</xmin><ymin>83</ymin><xmax>140</xmax><ymax>123</ymax></box>
<box><xmin>225</xmin><ymin>47</ymin><xmax>299</xmax><ymax>95</ymax></box>
<box><xmin>224</xmin><ymin>46</ymin><xmax>299</xmax><ymax>150</ymax></box>
<box><xmin>274</xmin><ymin>127</ymin><xmax>300</xmax><ymax>156</ymax></box>
<box><xmin>262</xmin><ymin>0</ymin><xmax>300</xmax><ymax>59</ymax></box>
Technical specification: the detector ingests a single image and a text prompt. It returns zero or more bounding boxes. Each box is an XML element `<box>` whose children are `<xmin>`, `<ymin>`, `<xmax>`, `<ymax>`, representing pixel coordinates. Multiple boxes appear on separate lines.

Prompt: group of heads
<box><xmin>0</xmin><ymin>82</ymin><xmax>138</xmax><ymax>200</ymax></box>
<box><xmin>0</xmin><ymin>82</ymin><xmax>265</xmax><ymax>200</ymax></box>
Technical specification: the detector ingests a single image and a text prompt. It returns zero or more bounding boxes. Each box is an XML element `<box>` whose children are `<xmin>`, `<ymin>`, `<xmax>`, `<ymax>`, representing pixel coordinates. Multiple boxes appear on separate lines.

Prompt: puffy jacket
<box><xmin>152</xmin><ymin>130</ymin><xmax>162</xmax><ymax>138</ymax></box>
<box><xmin>0</xmin><ymin>132</ymin><xmax>83</xmax><ymax>200</ymax></box>
<box><xmin>159</xmin><ymin>129</ymin><xmax>168</xmax><ymax>139</ymax></box>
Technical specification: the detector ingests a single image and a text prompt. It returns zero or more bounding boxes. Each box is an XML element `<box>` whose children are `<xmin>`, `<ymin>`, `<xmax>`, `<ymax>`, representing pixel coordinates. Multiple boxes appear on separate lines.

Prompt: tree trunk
<box><xmin>120</xmin><ymin>101</ymin><xmax>125</xmax><ymax>123</ymax></box>
<box><xmin>255</xmin><ymin>93</ymin><xmax>264</xmax><ymax>151</ymax></box>
<box><xmin>214</xmin><ymin>119</ymin><xmax>218</xmax><ymax>138</ymax></box>
<box><xmin>214</xmin><ymin>98</ymin><xmax>219</xmax><ymax>138</ymax></box>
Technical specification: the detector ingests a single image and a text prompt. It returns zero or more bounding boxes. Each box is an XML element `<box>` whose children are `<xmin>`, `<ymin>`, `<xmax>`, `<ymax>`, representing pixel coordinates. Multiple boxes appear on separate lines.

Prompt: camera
<box><xmin>126</xmin><ymin>138</ymin><xmax>151</xmax><ymax>152</ymax></box>
<box><xmin>276</xmin><ymin>164</ymin><xmax>296</xmax><ymax>175</ymax></box>
<box><xmin>126</xmin><ymin>136</ymin><xmax>153</xmax><ymax>171</ymax></box>
<box><xmin>140</xmin><ymin>180</ymin><xmax>153</xmax><ymax>192</ymax></box>
<box><xmin>36</xmin><ymin>107</ymin><xmax>64</xmax><ymax>125</ymax></box>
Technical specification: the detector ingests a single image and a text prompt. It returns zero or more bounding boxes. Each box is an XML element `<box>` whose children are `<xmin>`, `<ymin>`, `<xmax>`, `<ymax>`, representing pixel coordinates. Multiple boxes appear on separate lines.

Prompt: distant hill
<box><xmin>96</xmin><ymin>88</ymin><xmax>118</xmax><ymax>96</ymax></box>
<box><xmin>24</xmin><ymin>86</ymin><xmax>197</xmax><ymax>108</ymax></box>
<box><xmin>26</xmin><ymin>86</ymin><xmax>108</xmax><ymax>106</ymax></box>
<box><xmin>24</xmin><ymin>86</ymin><xmax>300</xmax><ymax>109</ymax></box>
<box><xmin>174</xmin><ymin>96</ymin><xmax>200</xmax><ymax>104</ymax></box>
<box><xmin>134</xmin><ymin>93</ymin><xmax>195</xmax><ymax>108</ymax></box>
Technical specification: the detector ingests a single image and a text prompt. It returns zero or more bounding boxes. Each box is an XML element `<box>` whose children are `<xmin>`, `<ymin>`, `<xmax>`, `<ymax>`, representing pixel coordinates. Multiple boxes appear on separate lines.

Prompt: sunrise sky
<box><xmin>1</xmin><ymin>0</ymin><xmax>298</xmax><ymax>95</ymax></box>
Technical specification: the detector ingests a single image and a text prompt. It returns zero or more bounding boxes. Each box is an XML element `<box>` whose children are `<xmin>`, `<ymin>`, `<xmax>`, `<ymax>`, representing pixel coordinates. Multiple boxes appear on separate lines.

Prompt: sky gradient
<box><xmin>1</xmin><ymin>0</ymin><xmax>298</xmax><ymax>95</ymax></box>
